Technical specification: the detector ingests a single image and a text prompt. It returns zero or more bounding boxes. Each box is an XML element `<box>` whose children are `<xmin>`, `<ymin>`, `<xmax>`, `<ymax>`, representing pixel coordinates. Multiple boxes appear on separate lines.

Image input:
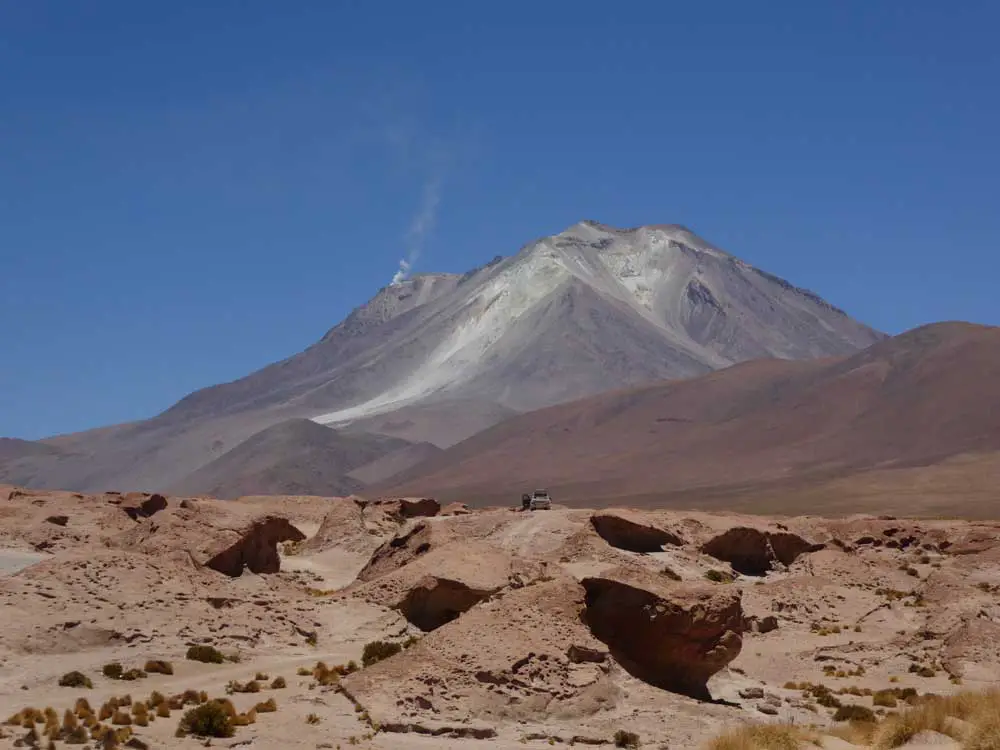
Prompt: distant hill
<box><xmin>381</xmin><ymin>322</ymin><xmax>1000</xmax><ymax>515</ymax></box>
<box><xmin>167</xmin><ymin>419</ymin><xmax>410</xmax><ymax>499</ymax></box>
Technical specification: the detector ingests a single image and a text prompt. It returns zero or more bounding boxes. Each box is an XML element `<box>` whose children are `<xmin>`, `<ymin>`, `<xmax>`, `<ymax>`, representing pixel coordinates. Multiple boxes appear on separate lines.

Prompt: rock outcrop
<box><xmin>121</xmin><ymin>493</ymin><xmax>168</xmax><ymax>521</ymax></box>
<box><xmin>581</xmin><ymin>568</ymin><xmax>744</xmax><ymax>699</ymax></box>
<box><xmin>350</xmin><ymin>540</ymin><xmax>540</xmax><ymax>631</ymax></box>
<box><xmin>204</xmin><ymin>516</ymin><xmax>305</xmax><ymax>577</ymax></box>
<box><xmin>341</xmin><ymin>576</ymin><xmax>619</xmax><ymax>724</ymax></box>
<box><xmin>590</xmin><ymin>510</ymin><xmax>684</xmax><ymax>552</ymax></box>
<box><xmin>700</xmin><ymin>526</ymin><xmax>823</xmax><ymax>575</ymax></box>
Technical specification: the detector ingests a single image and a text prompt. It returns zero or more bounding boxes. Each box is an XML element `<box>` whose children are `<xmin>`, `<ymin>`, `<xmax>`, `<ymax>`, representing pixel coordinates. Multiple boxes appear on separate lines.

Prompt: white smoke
<box><xmin>390</xmin><ymin>176</ymin><xmax>442</xmax><ymax>285</ymax></box>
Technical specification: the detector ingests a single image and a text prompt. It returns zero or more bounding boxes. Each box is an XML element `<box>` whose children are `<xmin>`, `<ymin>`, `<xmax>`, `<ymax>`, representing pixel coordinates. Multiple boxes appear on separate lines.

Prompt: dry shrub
<box><xmin>705</xmin><ymin>724</ymin><xmax>815</xmax><ymax>750</ymax></box>
<box><xmin>306</xmin><ymin>713</ymin><xmax>321</xmax><ymax>724</ymax></box>
<box><xmin>178</xmin><ymin>701</ymin><xmax>233</xmax><ymax>738</ymax></box>
<box><xmin>98</xmin><ymin>703</ymin><xmax>113</xmax><ymax>722</ymax></box>
<box><xmin>64</xmin><ymin>725</ymin><xmax>89</xmax><ymax>744</ymax></box>
<box><xmin>58</xmin><ymin>671</ymin><xmax>93</xmax><ymax>689</ymax></box>
<box><xmin>270</xmin><ymin>676</ymin><xmax>286</xmax><ymax>689</ymax></box>
<box><xmin>143</xmin><ymin>659</ymin><xmax>173</xmax><ymax>675</ymax></box>
<box><xmin>102</xmin><ymin>663</ymin><xmax>123</xmax><ymax>679</ymax></box>
<box><xmin>254</xmin><ymin>698</ymin><xmax>277</xmax><ymax>714</ymax></box>
<box><xmin>185</xmin><ymin>645</ymin><xmax>224</xmax><ymax>664</ymax></box>
<box><xmin>73</xmin><ymin>698</ymin><xmax>92</xmax><ymax>718</ymax></box>
<box><xmin>156</xmin><ymin>703</ymin><xmax>171</xmax><ymax>719</ymax></box>
<box><xmin>110</xmin><ymin>710</ymin><xmax>131</xmax><ymax>726</ymax></box>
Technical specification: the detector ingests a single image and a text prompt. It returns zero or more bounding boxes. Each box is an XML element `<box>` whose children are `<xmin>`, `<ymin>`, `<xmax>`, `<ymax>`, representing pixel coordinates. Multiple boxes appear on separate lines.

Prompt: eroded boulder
<box><xmin>581</xmin><ymin>567</ymin><xmax>743</xmax><ymax>699</ymax></box>
<box><xmin>351</xmin><ymin>539</ymin><xmax>539</xmax><ymax>631</ymax></box>
<box><xmin>121</xmin><ymin>493</ymin><xmax>168</xmax><ymax>521</ymax></box>
<box><xmin>204</xmin><ymin>516</ymin><xmax>305</xmax><ymax>577</ymax></box>
<box><xmin>590</xmin><ymin>510</ymin><xmax>684</xmax><ymax>553</ymax></box>
<box><xmin>340</xmin><ymin>576</ymin><xmax>618</xmax><ymax>725</ymax></box>
<box><xmin>700</xmin><ymin>527</ymin><xmax>823</xmax><ymax>576</ymax></box>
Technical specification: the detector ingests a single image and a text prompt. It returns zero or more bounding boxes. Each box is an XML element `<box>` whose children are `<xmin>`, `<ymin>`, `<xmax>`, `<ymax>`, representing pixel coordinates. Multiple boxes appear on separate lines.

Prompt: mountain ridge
<box><xmin>0</xmin><ymin>220</ymin><xmax>883</xmax><ymax>495</ymax></box>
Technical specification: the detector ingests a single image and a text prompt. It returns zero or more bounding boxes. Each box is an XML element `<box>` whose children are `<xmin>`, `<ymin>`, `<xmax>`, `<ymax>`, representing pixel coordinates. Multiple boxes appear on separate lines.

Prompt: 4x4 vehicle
<box><xmin>529</xmin><ymin>489</ymin><xmax>551</xmax><ymax>510</ymax></box>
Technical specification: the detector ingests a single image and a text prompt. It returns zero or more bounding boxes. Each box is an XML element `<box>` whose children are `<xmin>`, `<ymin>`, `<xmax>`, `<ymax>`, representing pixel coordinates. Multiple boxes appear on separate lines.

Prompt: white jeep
<box><xmin>529</xmin><ymin>489</ymin><xmax>552</xmax><ymax>510</ymax></box>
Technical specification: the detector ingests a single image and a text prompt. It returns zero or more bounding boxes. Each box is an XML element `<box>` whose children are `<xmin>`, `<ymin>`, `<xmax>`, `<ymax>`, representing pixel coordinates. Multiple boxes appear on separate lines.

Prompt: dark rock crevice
<box><xmin>700</xmin><ymin>527</ymin><xmax>823</xmax><ymax>576</ymax></box>
<box><xmin>397</xmin><ymin>577</ymin><xmax>495</xmax><ymax>631</ymax></box>
<box><xmin>205</xmin><ymin>516</ymin><xmax>305</xmax><ymax>577</ymax></box>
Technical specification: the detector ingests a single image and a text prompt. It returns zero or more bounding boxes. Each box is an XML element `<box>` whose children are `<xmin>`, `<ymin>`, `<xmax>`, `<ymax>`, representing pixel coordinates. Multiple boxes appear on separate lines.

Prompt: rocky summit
<box><xmin>3</xmin><ymin>484</ymin><xmax>1000</xmax><ymax>748</ymax></box>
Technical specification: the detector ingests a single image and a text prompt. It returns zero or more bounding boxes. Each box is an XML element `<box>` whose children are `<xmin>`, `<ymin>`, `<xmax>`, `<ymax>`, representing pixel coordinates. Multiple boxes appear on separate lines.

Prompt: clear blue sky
<box><xmin>2</xmin><ymin>1</ymin><xmax>999</xmax><ymax>440</ymax></box>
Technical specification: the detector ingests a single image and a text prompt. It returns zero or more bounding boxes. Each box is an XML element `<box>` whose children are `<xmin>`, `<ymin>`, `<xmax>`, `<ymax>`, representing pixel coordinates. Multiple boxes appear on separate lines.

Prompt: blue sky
<box><xmin>2</xmin><ymin>1</ymin><xmax>999</xmax><ymax>439</ymax></box>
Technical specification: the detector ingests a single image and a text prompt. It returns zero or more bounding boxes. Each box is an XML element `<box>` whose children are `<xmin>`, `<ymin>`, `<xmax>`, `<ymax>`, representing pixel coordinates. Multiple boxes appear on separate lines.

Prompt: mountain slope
<box><xmin>1</xmin><ymin>221</ymin><xmax>882</xmax><ymax>494</ymax></box>
<box><xmin>382</xmin><ymin>322</ymin><xmax>1000</xmax><ymax>511</ymax></box>
<box><xmin>167</xmin><ymin>419</ymin><xmax>410</xmax><ymax>499</ymax></box>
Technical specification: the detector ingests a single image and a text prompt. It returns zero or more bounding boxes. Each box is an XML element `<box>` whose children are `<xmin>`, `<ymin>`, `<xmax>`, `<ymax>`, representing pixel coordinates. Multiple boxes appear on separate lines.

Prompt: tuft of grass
<box><xmin>361</xmin><ymin>640</ymin><xmax>402</xmax><ymax>667</ymax></box>
<box><xmin>704</xmin><ymin>569</ymin><xmax>735</xmax><ymax>584</ymax></box>
<box><xmin>614</xmin><ymin>729</ymin><xmax>640</xmax><ymax>748</ymax></box>
<box><xmin>254</xmin><ymin>698</ymin><xmax>277</xmax><ymax>714</ymax></box>
<box><xmin>297</xmin><ymin>667</ymin><xmax>311</xmax><ymax>676</ymax></box>
<box><xmin>705</xmin><ymin>724</ymin><xmax>812</xmax><ymax>750</ymax></box>
<box><xmin>58</xmin><ymin>671</ymin><xmax>93</xmax><ymax>689</ymax></box>
<box><xmin>143</xmin><ymin>660</ymin><xmax>173</xmax><ymax>675</ymax></box>
<box><xmin>660</xmin><ymin>566</ymin><xmax>681</xmax><ymax>581</ymax></box>
<box><xmin>103</xmin><ymin>663</ymin><xmax>123</xmax><ymax>679</ymax></box>
<box><xmin>833</xmin><ymin>704</ymin><xmax>876</xmax><ymax>723</ymax></box>
<box><xmin>185</xmin><ymin>645</ymin><xmax>224</xmax><ymax>664</ymax></box>
<box><xmin>270</xmin><ymin>676</ymin><xmax>286</xmax><ymax>689</ymax></box>
<box><xmin>178</xmin><ymin>701</ymin><xmax>233</xmax><ymax>738</ymax></box>
<box><xmin>306</xmin><ymin>713</ymin><xmax>321</xmax><ymax>725</ymax></box>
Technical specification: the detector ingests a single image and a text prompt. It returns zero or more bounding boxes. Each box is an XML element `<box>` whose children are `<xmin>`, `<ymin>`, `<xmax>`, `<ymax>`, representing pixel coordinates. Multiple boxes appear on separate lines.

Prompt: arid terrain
<box><xmin>3</xmin><ymin>485</ymin><xmax>1000</xmax><ymax>749</ymax></box>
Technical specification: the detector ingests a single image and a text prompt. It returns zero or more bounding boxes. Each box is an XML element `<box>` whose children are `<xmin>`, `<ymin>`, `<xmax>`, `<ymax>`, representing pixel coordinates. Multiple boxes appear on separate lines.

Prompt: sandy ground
<box><xmin>2</xmin><ymin>486</ymin><xmax>999</xmax><ymax>749</ymax></box>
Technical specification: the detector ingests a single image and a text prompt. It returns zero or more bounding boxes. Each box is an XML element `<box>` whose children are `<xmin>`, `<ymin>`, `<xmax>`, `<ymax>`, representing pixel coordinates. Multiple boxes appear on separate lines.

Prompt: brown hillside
<box><xmin>382</xmin><ymin>322</ymin><xmax>1000</xmax><ymax>514</ymax></box>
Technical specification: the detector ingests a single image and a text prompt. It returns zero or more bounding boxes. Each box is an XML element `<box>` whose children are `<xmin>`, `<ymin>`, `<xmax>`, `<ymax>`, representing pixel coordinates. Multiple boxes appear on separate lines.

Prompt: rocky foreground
<box><xmin>1</xmin><ymin>486</ymin><xmax>1000</xmax><ymax>749</ymax></box>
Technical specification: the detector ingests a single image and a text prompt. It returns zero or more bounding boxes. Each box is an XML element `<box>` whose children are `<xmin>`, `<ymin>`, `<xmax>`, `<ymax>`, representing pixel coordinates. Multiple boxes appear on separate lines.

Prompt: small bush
<box><xmin>873</xmin><ymin>691</ymin><xmax>898</xmax><ymax>708</ymax></box>
<box><xmin>103</xmin><ymin>663</ymin><xmax>123</xmax><ymax>680</ymax></box>
<box><xmin>119</xmin><ymin>669</ymin><xmax>146</xmax><ymax>681</ymax></box>
<box><xmin>362</xmin><ymin>640</ymin><xmax>402</xmax><ymax>667</ymax></box>
<box><xmin>704</xmin><ymin>569</ymin><xmax>735</xmax><ymax>584</ymax></box>
<box><xmin>64</xmin><ymin>725</ymin><xmax>89</xmax><ymax>744</ymax></box>
<box><xmin>614</xmin><ymin>729</ymin><xmax>640</xmax><ymax>748</ymax></box>
<box><xmin>834</xmin><ymin>704</ymin><xmax>876</xmax><ymax>723</ymax></box>
<box><xmin>270</xmin><ymin>676</ymin><xmax>286</xmax><ymax>689</ymax></box>
<box><xmin>156</xmin><ymin>704</ymin><xmax>171</xmax><ymax>719</ymax></box>
<box><xmin>58</xmin><ymin>671</ymin><xmax>93</xmax><ymax>689</ymax></box>
<box><xmin>143</xmin><ymin>660</ymin><xmax>173</xmax><ymax>675</ymax></box>
<box><xmin>254</xmin><ymin>698</ymin><xmax>277</xmax><ymax>714</ymax></box>
<box><xmin>255</xmin><ymin>672</ymin><xmax>269</xmax><ymax>681</ymax></box>
<box><xmin>706</xmin><ymin>724</ymin><xmax>807</xmax><ymax>750</ymax></box>
<box><xmin>111</xmin><ymin>710</ymin><xmax>131</xmax><ymax>726</ymax></box>
<box><xmin>306</xmin><ymin>713</ymin><xmax>321</xmax><ymax>725</ymax></box>
<box><xmin>296</xmin><ymin>667</ymin><xmax>311</xmax><ymax>676</ymax></box>
<box><xmin>186</xmin><ymin>645</ymin><xmax>225</xmax><ymax>664</ymax></box>
<box><xmin>178</xmin><ymin>702</ymin><xmax>233</xmax><ymax>738</ymax></box>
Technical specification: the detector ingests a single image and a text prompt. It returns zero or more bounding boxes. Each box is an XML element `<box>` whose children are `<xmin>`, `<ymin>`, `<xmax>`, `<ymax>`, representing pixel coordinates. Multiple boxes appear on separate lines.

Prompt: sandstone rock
<box><xmin>350</xmin><ymin>539</ymin><xmax>540</xmax><ymax>631</ymax></box>
<box><xmin>121</xmin><ymin>493</ymin><xmax>168</xmax><ymax>521</ymax></box>
<box><xmin>341</xmin><ymin>576</ymin><xmax>618</xmax><ymax>725</ymax></box>
<box><xmin>739</xmin><ymin>687</ymin><xmax>765</xmax><ymax>699</ymax></box>
<box><xmin>302</xmin><ymin>497</ymin><xmax>372</xmax><ymax>555</ymax></box>
<box><xmin>204</xmin><ymin>516</ymin><xmax>305</xmax><ymax>577</ymax></box>
<box><xmin>45</xmin><ymin>515</ymin><xmax>68</xmax><ymax>527</ymax></box>
<box><xmin>590</xmin><ymin>510</ymin><xmax>684</xmax><ymax>553</ymax></box>
<box><xmin>756</xmin><ymin>703</ymin><xmax>778</xmax><ymax>715</ymax></box>
<box><xmin>441</xmin><ymin>502</ymin><xmax>471</xmax><ymax>516</ymax></box>
<box><xmin>700</xmin><ymin>526</ymin><xmax>823</xmax><ymax>575</ymax></box>
<box><xmin>581</xmin><ymin>567</ymin><xmax>744</xmax><ymax>699</ymax></box>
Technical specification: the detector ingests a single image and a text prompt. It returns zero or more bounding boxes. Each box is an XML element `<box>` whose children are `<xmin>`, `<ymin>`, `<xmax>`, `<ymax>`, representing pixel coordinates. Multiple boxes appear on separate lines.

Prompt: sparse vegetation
<box><xmin>704</xmin><ymin>569</ymin><xmax>735</xmax><ymax>584</ymax></box>
<box><xmin>58</xmin><ymin>671</ymin><xmax>93</xmax><ymax>689</ymax></box>
<box><xmin>254</xmin><ymin>698</ymin><xmax>277</xmax><ymax>714</ymax></box>
<box><xmin>362</xmin><ymin>640</ymin><xmax>403</xmax><ymax>667</ymax></box>
<box><xmin>102</xmin><ymin>663</ymin><xmax>123</xmax><ymax>679</ymax></box>
<box><xmin>660</xmin><ymin>566</ymin><xmax>681</xmax><ymax>581</ymax></box>
<box><xmin>143</xmin><ymin>659</ymin><xmax>173</xmax><ymax>675</ymax></box>
<box><xmin>306</xmin><ymin>713</ymin><xmax>321</xmax><ymax>725</ymax></box>
<box><xmin>614</xmin><ymin>729</ymin><xmax>640</xmax><ymax>748</ymax></box>
<box><xmin>705</xmin><ymin>724</ymin><xmax>811</xmax><ymax>750</ymax></box>
<box><xmin>186</xmin><ymin>645</ymin><xmax>225</xmax><ymax>664</ymax></box>
<box><xmin>178</xmin><ymin>701</ymin><xmax>233</xmax><ymax>738</ymax></box>
<box><xmin>833</xmin><ymin>704</ymin><xmax>876</xmax><ymax>723</ymax></box>
<box><xmin>270</xmin><ymin>676</ymin><xmax>286</xmax><ymax>689</ymax></box>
